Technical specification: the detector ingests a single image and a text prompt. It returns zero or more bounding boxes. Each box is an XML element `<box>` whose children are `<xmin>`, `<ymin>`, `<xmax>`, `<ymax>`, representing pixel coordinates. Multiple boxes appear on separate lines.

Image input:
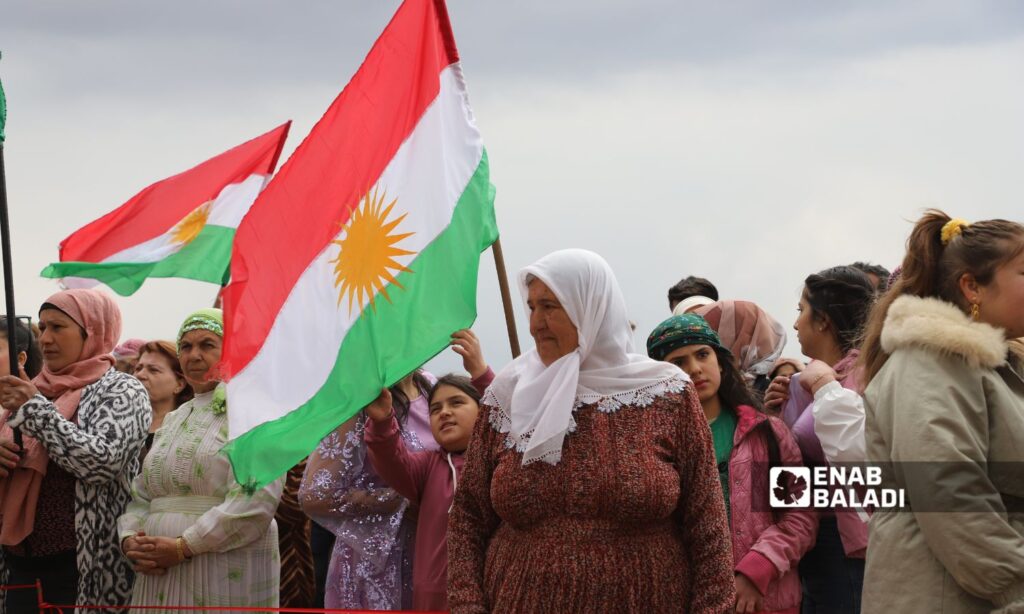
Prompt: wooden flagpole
<box><xmin>491</xmin><ymin>238</ymin><xmax>520</xmax><ymax>358</ymax></box>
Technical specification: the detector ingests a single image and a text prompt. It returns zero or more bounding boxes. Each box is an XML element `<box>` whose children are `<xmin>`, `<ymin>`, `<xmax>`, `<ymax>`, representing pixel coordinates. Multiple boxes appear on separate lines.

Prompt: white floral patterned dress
<box><xmin>118</xmin><ymin>384</ymin><xmax>285</xmax><ymax>612</ymax></box>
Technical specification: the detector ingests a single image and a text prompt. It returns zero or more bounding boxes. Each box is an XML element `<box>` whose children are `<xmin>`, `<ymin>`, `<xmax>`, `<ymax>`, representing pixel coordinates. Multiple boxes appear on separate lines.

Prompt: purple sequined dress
<box><xmin>300</xmin><ymin>377</ymin><xmax>438</xmax><ymax>610</ymax></box>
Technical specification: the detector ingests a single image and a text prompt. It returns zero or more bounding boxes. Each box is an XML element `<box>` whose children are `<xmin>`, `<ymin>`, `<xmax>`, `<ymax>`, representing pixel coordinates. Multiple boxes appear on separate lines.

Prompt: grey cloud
<box><xmin>4</xmin><ymin>1</ymin><xmax>1023</xmax><ymax>102</ymax></box>
<box><xmin>1</xmin><ymin>1</ymin><xmax>1022</xmax><ymax>373</ymax></box>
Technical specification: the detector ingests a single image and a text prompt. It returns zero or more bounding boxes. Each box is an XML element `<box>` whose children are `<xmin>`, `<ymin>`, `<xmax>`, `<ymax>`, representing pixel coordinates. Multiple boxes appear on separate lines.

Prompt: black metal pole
<box><xmin>0</xmin><ymin>145</ymin><xmax>23</xmax><ymax>448</ymax></box>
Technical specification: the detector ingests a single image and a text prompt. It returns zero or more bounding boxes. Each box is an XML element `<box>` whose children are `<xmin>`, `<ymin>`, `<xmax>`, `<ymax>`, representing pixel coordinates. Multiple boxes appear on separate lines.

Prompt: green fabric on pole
<box><xmin>0</xmin><ymin>53</ymin><xmax>7</xmax><ymax>143</ymax></box>
<box><xmin>40</xmin><ymin>224</ymin><xmax>236</xmax><ymax>296</ymax></box>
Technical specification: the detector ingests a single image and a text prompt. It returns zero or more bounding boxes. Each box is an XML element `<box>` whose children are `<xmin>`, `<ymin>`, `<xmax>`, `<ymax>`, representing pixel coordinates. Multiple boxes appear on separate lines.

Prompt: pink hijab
<box><xmin>0</xmin><ymin>289</ymin><xmax>121</xmax><ymax>545</ymax></box>
<box><xmin>696</xmin><ymin>299</ymin><xmax>787</xmax><ymax>381</ymax></box>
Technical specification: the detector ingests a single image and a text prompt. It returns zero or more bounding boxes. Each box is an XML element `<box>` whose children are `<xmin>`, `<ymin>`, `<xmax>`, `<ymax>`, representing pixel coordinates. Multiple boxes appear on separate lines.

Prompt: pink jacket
<box><xmin>730</xmin><ymin>405</ymin><xmax>820</xmax><ymax>614</ymax></box>
<box><xmin>364</xmin><ymin>369</ymin><xmax>493</xmax><ymax>611</ymax></box>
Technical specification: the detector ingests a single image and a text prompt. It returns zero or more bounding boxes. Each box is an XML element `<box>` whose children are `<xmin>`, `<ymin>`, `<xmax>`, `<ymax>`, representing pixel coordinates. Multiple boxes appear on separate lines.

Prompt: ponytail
<box><xmin>860</xmin><ymin>210</ymin><xmax>1024</xmax><ymax>384</ymax></box>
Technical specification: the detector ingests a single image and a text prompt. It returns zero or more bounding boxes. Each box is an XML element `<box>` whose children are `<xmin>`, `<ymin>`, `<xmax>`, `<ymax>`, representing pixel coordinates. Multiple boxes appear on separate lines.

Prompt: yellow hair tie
<box><xmin>940</xmin><ymin>218</ymin><xmax>970</xmax><ymax>245</ymax></box>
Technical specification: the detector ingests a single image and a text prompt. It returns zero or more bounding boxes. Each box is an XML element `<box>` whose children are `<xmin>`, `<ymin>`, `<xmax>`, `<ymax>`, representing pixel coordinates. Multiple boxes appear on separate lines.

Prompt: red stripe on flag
<box><xmin>221</xmin><ymin>0</ymin><xmax>460</xmax><ymax>377</ymax></box>
<box><xmin>58</xmin><ymin>122</ymin><xmax>291</xmax><ymax>262</ymax></box>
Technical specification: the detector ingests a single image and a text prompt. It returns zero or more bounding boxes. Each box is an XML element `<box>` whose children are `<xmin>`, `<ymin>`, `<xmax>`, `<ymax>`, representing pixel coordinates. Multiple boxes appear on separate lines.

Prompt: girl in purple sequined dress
<box><xmin>299</xmin><ymin>370</ymin><xmax>438</xmax><ymax>610</ymax></box>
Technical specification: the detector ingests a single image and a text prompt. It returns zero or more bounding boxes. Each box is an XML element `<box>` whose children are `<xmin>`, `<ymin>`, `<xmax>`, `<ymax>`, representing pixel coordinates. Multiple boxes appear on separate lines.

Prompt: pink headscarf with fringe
<box><xmin>0</xmin><ymin>289</ymin><xmax>121</xmax><ymax>545</ymax></box>
<box><xmin>696</xmin><ymin>299</ymin><xmax>787</xmax><ymax>381</ymax></box>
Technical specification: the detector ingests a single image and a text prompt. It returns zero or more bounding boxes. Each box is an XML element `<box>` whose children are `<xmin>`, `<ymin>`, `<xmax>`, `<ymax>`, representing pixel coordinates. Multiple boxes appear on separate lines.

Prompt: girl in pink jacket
<box><xmin>649</xmin><ymin>314</ymin><xmax>818</xmax><ymax>614</ymax></box>
<box><xmin>362</xmin><ymin>329</ymin><xmax>494</xmax><ymax>611</ymax></box>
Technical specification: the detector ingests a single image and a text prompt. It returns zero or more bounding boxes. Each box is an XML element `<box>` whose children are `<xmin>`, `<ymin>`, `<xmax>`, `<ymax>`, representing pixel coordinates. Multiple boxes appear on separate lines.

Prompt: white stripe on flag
<box><xmin>98</xmin><ymin>173</ymin><xmax>268</xmax><ymax>265</ymax></box>
<box><xmin>228</xmin><ymin>65</ymin><xmax>483</xmax><ymax>437</ymax></box>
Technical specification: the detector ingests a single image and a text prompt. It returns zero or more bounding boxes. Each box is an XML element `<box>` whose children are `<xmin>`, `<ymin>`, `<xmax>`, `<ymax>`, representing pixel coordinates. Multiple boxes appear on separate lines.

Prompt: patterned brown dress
<box><xmin>276</xmin><ymin>461</ymin><xmax>316</xmax><ymax>608</ymax></box>
<box><xmin>448</xmin><ymin>386</ymin><xmax>736</xmax><ymax>614</ymax></box>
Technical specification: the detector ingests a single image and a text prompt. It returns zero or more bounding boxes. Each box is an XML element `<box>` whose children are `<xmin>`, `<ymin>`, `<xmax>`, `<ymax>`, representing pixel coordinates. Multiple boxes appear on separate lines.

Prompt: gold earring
<box><xmin>970</xmin><ymin>303</ymin><xmax>980</xmax><ymax>321</ymax></box>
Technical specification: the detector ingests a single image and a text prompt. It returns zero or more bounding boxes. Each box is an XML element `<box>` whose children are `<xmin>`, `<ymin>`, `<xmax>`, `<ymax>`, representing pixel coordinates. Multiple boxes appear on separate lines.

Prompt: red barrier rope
<box><xmin>0</xmin><ymin>583</ymin><xmax>444</xmax><ymax>613</ymax></box>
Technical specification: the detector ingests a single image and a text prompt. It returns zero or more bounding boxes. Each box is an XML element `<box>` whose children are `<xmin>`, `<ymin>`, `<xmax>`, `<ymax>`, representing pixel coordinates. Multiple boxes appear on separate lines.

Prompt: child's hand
<box><xmin>735</xmin><ymin>573</ymin><xmax>764</xmax><ymax>613</ymax></box>
<box><xmin>763</xmin><ymin>374</ymin><xmax>791</xmax><ymax>411</ymax></box>
<box><xmin>451</xmin><ymin>329</ymin><xmax>487</xmax><ymax>380</ymax></box>
<box><xmin>364</xmin><ymin>388</ymin><xmax>393</xmax><ymax>423</ymax></box>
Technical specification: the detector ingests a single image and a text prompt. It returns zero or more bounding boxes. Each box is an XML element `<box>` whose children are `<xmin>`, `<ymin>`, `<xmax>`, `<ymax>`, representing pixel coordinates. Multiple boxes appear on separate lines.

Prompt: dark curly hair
<box><xmin>804</xmin><ymin>266</ymin><xmax>875</xmax><ymax>354</ymax></box>
<box><xmin>667</xmin><ymin>276</ymin><xmax>719</xmax><ymax>310</ymax></box>
<box><xmin>850</xmin><ymin>262</ymin><xmax>891</xmax><ymax>292</ymax></box>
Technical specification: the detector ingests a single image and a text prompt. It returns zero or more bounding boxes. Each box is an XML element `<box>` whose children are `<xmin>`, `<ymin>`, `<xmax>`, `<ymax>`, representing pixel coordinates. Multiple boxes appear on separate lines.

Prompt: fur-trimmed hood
<box><xmin>881</xmin><ymin>295</ymin><xmax>1009</xmax><ymax>369</ymax></box>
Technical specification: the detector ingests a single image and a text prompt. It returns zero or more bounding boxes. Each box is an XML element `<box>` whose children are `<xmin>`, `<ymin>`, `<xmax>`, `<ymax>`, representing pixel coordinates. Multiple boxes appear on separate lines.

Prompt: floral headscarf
<box><xmin>646</xmin><ymin>314</ymin><xmax>730</xmax><ymax>361</ymax></box>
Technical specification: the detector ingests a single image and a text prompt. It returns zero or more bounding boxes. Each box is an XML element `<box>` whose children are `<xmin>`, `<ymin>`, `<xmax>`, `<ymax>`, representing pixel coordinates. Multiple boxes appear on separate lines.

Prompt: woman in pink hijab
<box><xmin>696</xmin><ymin>300</ymin><xmax>787</xmax><ymax>396</ymax></box>
<box><xmin>0</xmin><ymin>289</ymin><xmax>151</xmax><ymax>613</ymax></box>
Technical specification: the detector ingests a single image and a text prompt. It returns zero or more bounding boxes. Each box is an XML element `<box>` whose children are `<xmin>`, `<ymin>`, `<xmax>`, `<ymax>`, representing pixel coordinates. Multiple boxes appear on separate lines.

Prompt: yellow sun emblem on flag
<box><xmin>330</xmin><ymin>186</ymin><xmax>416</xmax><ymax>315</ymax></box>
<box><xmin>172</xmin><ymin>202</ymin><xmax>212</xmax><ymax>246</ymax></box>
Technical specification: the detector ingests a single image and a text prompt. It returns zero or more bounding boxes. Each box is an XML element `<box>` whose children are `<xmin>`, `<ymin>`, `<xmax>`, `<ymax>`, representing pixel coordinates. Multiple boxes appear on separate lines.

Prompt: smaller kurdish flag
<box><xmin>40</xmin><ymin>123</ymin><xmax>291</xmax><ymax>295</ymax></box>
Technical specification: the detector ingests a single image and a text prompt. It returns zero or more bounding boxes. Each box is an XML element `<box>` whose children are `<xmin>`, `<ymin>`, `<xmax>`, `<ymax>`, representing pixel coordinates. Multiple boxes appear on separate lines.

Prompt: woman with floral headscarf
<box><xmin>0</xmin><ymin>289</ymin><xmax>151</xmax><ymax>612</ymax></box>
<box><xmin>119</xmin><ymin>308</ymin><xmax>284</xmax><ymax>611</ymax></box>
<box><xmin>447</xmin><ymin>249</ymin><xmax>735</xmax><ymax>613</ymax></box>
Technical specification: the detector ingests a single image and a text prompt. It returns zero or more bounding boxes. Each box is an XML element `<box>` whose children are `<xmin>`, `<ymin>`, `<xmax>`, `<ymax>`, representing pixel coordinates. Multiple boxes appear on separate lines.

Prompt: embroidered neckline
<box><xmin>484</xmin><ymin>375</ymin><xmax>688</xmax><ymax>463</ymax></box>
<box><xmin>192</xmin><ymin>385</ymin><xmax>226</xmax><ymax>415</ymax></box>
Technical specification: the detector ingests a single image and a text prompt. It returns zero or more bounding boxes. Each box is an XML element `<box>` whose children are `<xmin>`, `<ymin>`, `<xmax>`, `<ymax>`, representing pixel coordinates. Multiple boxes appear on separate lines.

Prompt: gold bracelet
<box><xmin>175</xmin><ymin>537</ymin><xmax>186</xmax><ymax>562</ymax></box>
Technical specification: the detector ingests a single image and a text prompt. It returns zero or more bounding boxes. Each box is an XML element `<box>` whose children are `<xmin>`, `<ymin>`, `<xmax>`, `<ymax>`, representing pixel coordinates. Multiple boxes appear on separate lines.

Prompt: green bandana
<box><xmin>646</xmin><ymin>313</ymin><xmax>730</xmax><ymax>361</ymax></box>
<box><xmin>177</xmin><ymin>308</ymin><xmax>224</xmax><ymax>351</ymax></box>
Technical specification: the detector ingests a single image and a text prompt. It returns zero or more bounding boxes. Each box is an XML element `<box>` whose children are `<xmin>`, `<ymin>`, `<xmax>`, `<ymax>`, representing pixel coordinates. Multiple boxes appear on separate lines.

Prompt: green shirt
<box><xmin>708</xmin><ymin>407</ymin><xmax>737</xmax><ymax>521</ymax></box>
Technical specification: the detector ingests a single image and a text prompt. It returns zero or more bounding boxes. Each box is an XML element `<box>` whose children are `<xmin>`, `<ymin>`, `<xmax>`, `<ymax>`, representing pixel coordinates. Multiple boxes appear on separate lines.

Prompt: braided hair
<box><xmin>804</xmin><ymin>266</ymin><xmax>876</xmax><ymax>354</ymax></box>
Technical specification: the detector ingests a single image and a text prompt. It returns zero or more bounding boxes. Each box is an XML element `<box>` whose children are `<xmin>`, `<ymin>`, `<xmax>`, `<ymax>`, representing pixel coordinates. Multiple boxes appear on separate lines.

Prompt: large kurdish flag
<box><xmin>40</xmin><ymin>123</ymin><xmax>291</xmax><ymax>295</ymax></box>
<box><xmin>221</xmin><ymin>0</ymin><xmax>497</xmax><ymax>489</ymax></box>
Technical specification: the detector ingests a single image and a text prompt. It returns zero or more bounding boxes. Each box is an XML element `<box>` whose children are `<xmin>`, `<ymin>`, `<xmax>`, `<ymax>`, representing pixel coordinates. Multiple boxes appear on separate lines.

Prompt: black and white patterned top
<box><xmin>7</xmin><ymin>367</ymin><xmax>151</xmax><ymax>612</ymax></box>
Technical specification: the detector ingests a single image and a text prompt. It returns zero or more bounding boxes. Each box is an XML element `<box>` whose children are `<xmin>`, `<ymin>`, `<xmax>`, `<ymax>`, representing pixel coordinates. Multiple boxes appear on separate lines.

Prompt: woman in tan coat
<box><xmin>859</xmin><ymin>210</ymin><xmax>1024</xmax><ymax>614</ymax></box>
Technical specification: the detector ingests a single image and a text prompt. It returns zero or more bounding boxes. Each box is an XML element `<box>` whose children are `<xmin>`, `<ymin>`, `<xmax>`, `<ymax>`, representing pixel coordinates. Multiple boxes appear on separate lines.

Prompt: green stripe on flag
<box><xmin>40</xmin><ymin>224</ymin><xmax>235</xmax><ymax>296</ymax></box>
<box><xmin>224</xmin><ymin>151</ymin><xmax>498</xmax><ymax>490</ymax></box>
<box><xmin>1</xmin><ymin>69</ymin><xmax>7</xmax><ymax>143</ymax></box>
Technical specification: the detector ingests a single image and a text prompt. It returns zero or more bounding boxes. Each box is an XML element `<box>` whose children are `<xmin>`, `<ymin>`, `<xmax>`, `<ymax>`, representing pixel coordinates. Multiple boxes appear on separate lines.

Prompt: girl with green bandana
<box><xmin>648</xmin><ymin>314</ymin><xmax>818</xmax><ymax>614</ymax></box>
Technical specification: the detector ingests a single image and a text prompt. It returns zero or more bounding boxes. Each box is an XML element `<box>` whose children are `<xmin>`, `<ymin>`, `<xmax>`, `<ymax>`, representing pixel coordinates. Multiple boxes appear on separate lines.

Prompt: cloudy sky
<box><xmin>2</xmin><ymin>1</ymin><xmax>1023</xmax><ymax>376</ymax></box>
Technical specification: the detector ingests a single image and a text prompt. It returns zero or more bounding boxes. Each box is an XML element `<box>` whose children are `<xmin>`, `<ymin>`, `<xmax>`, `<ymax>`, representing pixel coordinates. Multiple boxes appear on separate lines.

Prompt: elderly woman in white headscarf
<box><xmin>447</xmin><ymin>250</ymin><xmax>735</xmax><ymax>614</ymax></box>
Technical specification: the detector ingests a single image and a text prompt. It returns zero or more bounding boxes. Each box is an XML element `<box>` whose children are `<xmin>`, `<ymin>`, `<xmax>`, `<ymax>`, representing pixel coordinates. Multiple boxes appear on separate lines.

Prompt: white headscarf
<box><xmin>672</xmin><ymin>295</ymin><xmax>716</xmax><ymax>316</ymax></box>
<box><xmin>486</xmin><ymin>249</ymin><xmax>688</xmax><ymax>466</ymax></box>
